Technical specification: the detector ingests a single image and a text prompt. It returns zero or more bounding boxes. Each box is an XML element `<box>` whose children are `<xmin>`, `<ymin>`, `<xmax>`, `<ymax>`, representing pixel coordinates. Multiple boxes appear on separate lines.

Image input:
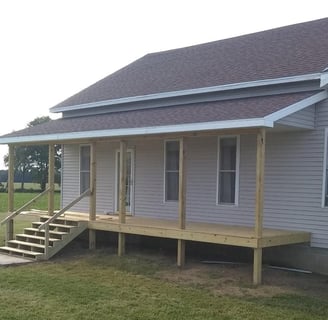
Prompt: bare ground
<box><xmin>156</xmin><ymin>260</ymin><xmax>328</xmax><ymax>298</ymax></box>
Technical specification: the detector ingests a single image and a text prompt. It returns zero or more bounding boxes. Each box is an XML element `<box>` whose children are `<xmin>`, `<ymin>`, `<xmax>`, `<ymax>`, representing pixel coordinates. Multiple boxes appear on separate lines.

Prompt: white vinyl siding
<box><xmin>322</xmin><ymin>128</ymin><xmax>328</xmax><ymax>207</ymax></box>
<box><xmin>61</xmin><ymin>99</ymin><xmax>328</xmax><ymax>249</ymax></box>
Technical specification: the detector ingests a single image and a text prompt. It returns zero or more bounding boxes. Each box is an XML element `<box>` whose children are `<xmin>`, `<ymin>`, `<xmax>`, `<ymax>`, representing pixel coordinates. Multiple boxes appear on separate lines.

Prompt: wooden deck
<box><xmin>64</xmin><ymin>213</ymin><xmax>311</xmax><ymax>249</ymax></box>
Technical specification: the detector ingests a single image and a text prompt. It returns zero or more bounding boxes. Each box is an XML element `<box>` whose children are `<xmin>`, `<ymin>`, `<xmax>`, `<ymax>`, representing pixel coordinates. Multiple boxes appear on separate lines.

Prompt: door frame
<box><xmin>114</xmin><ymin>148</ymin><xmax>135</xmax><ymax>215</ymax></box>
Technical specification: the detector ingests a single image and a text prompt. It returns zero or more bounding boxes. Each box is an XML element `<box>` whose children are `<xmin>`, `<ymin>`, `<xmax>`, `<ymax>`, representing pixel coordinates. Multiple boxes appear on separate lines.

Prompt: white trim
<box><xmin>216</xmin><ymin>135</ymin><xmax>240</xmax><ymax>206</ymax></box>
<box><xmin>114</xmin><ymin>148</ymin><xmax>135</xmax><ymax>214</ymax></box>
<box><xmin>50</xmin><ymin>73</ymin><xmax>321</xmax><ymax>113</ymax></box>
<box><xmin>265</xmin><ymin>91</ymin><xmax>328</xmax><ymax>123</ymax></box>
<box><xmin>163</xmin><ymin>139</ymin><xmax>180</xmax><ymax>202</ymax></box>
<box><xmin>321</xmin><ymin>128</ymin><xmax>328</xmax><ymax>208</ymax></box>
<box><xmin>0</xmin><ymin>118</ymin><xmax>272</xmax><ymax>144</ymax></box>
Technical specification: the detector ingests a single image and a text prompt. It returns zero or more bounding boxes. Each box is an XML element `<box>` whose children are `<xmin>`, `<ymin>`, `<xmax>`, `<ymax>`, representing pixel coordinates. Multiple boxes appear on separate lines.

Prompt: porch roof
<box><xmin>0</xmin><ymin>91</ymin><xmax>326</xmax><ymax>144</ymax></box>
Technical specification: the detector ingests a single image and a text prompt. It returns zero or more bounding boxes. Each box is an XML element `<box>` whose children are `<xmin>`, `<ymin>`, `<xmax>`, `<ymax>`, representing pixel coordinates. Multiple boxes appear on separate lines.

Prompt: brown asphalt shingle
<box><xmin>52</xmin><ymin>18</ymin><xmax>328</xmax><ymax>110</ymax></box>
<box><xmin>2</xmin><ymin>92</ymin><xmax>315</xmax><ymax>139</ymax></box>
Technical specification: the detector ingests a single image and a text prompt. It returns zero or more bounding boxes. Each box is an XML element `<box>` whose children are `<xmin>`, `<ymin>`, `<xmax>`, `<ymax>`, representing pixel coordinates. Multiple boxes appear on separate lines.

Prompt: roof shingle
<box><xmin>52</xmin><ymin>18</ymin><xmax>328</xmax><ymax>110</ymax></box>
<box><xmin>2</xmin><ymin>92</ymin><xmax>315</xmax><ymax>139</ymax></box>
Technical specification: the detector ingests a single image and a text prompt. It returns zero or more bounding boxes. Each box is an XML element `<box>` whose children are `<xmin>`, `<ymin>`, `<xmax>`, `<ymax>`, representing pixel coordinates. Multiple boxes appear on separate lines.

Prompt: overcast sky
<box><xmin>0</xmin><ymin>0</ymin><xmax>327</xmax><ymax>169</ymax></box>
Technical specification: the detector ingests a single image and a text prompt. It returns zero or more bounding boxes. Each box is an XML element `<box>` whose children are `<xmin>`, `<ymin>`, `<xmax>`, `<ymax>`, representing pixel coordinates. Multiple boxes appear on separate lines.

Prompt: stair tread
<box><xmin>24</xmin><ymin>228</ymin><xmax>69</xmax><ymax>235</ymax></box>
<box><xmin>16</xmin><ymin>234</ymin><xmax>60</xmax><ymax>242</ymax></box>
<box><xmin>0</xmin><ymin>246</ymin><xmax>43</xmax><ymax>256</ymax></box>
<box><xmin>33</xmin><ymin>222</ymin><xmax>76</xmax><ymax>229</ymax></box>
<box><xmin>8</xmin><ymin>240</ymin><xmax>46</xmax><ymax>249</ymax></box>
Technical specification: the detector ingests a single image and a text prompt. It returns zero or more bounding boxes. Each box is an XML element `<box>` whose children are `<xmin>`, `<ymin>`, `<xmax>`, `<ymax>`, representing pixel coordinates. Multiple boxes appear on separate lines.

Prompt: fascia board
<box><xmin>0</xmin><ymin>118</ymin><xmax>273</xmax><ymax>145</ymax></box>
<box><xmin>50</xmin><ymin>73</ymin><xmax>321</xmax><ymax>113</ymax></box>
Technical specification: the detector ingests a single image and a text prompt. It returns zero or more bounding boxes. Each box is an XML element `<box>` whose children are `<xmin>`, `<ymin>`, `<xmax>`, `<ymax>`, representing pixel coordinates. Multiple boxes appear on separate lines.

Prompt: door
<box><xmin>115</xmin><ymin>149</ymin><xmax>134</xmax><ymax>214</ymax></box>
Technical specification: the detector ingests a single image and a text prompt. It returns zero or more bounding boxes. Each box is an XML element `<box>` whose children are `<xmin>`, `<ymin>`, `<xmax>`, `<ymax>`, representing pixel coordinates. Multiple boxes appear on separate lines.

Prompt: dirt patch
<box><xmin>156</xmin><ymin>260</ymin><xmax>328</xmax><ymax>298</ymax></box>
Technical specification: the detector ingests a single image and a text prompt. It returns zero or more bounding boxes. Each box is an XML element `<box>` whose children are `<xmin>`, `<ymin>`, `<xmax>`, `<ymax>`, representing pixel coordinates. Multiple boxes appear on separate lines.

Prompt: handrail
<box><xmin>38</xmin><ymin>189</ymin><xmax>90</xmax><ymax>230</ymax></box>
<box><xmin>0</xmin><ymin>187</ymin><xmax>50</xmax><ymax>226</ymax></box>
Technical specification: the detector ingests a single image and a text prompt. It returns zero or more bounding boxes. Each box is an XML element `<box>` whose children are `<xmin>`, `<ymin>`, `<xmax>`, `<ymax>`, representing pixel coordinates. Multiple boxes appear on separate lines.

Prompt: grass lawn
<box><xmin>0</xmin><ymin>249</ymin><xmax>327</xmax><ymax>320</ymax></box>
<box><xmin>0</xmin><ymin>192</ymin><xmax>60</xmax><ymax>213</ymax></box>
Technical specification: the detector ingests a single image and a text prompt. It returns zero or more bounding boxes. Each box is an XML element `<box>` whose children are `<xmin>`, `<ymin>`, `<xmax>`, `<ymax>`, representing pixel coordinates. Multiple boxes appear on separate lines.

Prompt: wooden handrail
<box><xmin>0</xmin><ymin>188</ymin><xmax>50</xmax><ymax>226</ymax></box>
<box><xmin>38</xmin><ymin>189</ymin><xmax>90</xmax><ymax>230</ymax></box>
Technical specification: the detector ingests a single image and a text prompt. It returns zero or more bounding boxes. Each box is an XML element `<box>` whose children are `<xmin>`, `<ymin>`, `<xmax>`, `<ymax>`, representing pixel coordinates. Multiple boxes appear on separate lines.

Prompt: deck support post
<box><xmin>48</xmin><ymin>144</ymin><xmax>55</xmax><ymax>216</ymax></box>
<box><xmin>118</xmin><ymin>140</ymin><xmax>127</xmax><ymax>256</ymax></box>
<box><xmin>6</xmin><ymin>144</ymin><xmax>15</xmax><ymax>243</ymax></box>
<box><xmin>253</xmin><ymin>128</ymin><xmax>266</xmax><ymax>285</ymax></box>
<box><xmin>89</xmin><ymin>142</ymin><xmax>97</xmax><ymax>250</ymax></box>
<box><xmin>177</xmin><ymin>137</ymin><xmax>186</xmax><ymax>267</ymax></box>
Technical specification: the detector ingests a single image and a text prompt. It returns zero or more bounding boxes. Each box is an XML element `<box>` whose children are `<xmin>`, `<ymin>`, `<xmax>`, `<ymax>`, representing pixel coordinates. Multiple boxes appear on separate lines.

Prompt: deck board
<box><xmin>63</xmin><ymin>213</ymin><xmax>311</xmax><ymax>249</ymax></box>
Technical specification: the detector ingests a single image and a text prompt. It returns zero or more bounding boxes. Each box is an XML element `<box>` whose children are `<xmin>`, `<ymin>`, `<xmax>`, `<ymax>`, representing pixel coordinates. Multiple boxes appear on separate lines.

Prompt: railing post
<box><xmin>6</xmin><ymin>144</ymin><xmax>15</xmax><ymax>243</ymax></box>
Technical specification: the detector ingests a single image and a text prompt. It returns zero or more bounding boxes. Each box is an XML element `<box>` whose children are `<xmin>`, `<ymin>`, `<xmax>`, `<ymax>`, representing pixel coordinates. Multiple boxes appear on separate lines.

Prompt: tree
<box><xmin>4</xmin><ymin>146</ymin><xmax>33</xmax><ymax>190</ymax></box>
<box><xmin>3</xmin><ymin>116</ymin><xmax>61</xmax><ymax>191</ymax></box>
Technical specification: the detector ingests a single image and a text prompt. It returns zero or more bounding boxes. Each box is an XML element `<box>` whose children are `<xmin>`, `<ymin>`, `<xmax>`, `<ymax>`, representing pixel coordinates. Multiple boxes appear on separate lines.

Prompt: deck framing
<box><xmin>86</xmin><ymin>216</ymin><xmax>310</xmax><ymax>249</ymax></box>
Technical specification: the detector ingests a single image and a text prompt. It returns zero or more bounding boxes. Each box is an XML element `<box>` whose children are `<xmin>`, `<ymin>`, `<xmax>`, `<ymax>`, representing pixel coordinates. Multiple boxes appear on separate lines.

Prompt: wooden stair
<box><xmin>0</xmin><ymin>216</ymin><xmax>87</xmax><ymax>260</ymax></box>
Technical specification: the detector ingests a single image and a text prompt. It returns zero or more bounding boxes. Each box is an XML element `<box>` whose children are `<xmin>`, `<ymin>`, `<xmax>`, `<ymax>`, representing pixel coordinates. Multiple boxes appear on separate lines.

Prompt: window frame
<box><xmin>79</xmin><ymin>144</ymin><xmax>91</xmax><ymax>194</ymax></box>
<box><xmin>216</xmin><ymin>135</ymin><xmax>240</xmax><ymax>206</ymax></box>
<box><xmin>163</xmin><ymin>139</ymin><xmax>180</xmax><ymax>202</ymax></box>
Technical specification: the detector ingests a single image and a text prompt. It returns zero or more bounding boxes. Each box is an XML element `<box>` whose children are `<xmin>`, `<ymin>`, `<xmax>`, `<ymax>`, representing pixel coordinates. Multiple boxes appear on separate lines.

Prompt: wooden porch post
<box><xmin>48</xmin><ymin>144</ymin><xmax>55</xmax><ymax>216</ymax></box>
<box><xmin>6</xmin><ymin>144</ymin><xmax>15</xmax><ymax>242</ymax></box>
<box><xmin>89</xmin><ymin>142</ymin><xmax>97</xmax><ymax>250</ymax></box>
<box><xmin>118</xmin><ymin>140</ymin><xmax>127</xmax><ymax>256</ymax></box>
<box><xmin>177</xmin><ymin>137</ymin><xmax>186</xmax><ymax>267</ymax></box>
<box><xmin>253</xmin><ymin>128</ymin><xmax>266</xmax><ymax>285</ymax></box>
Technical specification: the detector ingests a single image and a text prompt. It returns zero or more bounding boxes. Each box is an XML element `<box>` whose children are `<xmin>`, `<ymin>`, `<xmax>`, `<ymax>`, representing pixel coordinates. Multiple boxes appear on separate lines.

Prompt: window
<box><xmin>217</xmin><ymin>136</ymin><xmax>239</xmax><ymax>205</ymax></box>
<box><xmin>80</xmin><ymin>145</ymin><xmax>90</xmax><ymax>193</ymax></box>
<box><xmin>165</xmin><ymin>140</ymin><xmax>179</xmax><ymax>201</ymax></box>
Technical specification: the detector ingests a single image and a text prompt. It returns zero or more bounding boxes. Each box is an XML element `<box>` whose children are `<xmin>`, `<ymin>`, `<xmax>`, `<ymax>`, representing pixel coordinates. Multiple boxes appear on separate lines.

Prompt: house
<box><xmin>0</xmin><ymin>18</ymin><xmax>328</xmax><ymax>285</ymax></box>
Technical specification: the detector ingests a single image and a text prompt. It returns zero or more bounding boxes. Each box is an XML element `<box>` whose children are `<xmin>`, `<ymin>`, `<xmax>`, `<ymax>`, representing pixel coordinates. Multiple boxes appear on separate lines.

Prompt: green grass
<box><xmin>0</xmin><ymin>192</ymin><xmax>61</xmax><ymax>213</ymax></box>
<box><xmin>0</xmin><ymin>252</ymin><xmax>327</xmax><ymax>320</ymax></box>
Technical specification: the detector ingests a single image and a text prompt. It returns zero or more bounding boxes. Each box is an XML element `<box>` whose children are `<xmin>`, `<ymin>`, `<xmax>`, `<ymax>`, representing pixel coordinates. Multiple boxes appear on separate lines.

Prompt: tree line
<box><xmin>2</xmin><ymin>116</ymin><xmax>61</xmax><ymax>191</ymax></box>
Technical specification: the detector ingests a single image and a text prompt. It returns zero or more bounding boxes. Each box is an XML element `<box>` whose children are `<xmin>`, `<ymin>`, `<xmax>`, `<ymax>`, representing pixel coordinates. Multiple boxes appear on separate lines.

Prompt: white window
<box><xmin>80</xmin><ymin>145</ymin><xmax>90</xmax><ymax>193</ymax></box>
<box><xmin>217</xmin><ymin>136</ymin><xmax>240</xmax><ymax>205</ymax></box>
<box><xmin>164</xmin><ymin>140</ymin><xmax>179</xmax><ymax>201</ymax></box>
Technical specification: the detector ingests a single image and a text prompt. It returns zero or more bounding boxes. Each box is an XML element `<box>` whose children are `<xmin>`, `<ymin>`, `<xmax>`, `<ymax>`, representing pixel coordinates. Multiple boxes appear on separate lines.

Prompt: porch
<box><xmin>0</xmin><ymin>128</ymin><xmax>313</xmax><ymax>285</ymax></box>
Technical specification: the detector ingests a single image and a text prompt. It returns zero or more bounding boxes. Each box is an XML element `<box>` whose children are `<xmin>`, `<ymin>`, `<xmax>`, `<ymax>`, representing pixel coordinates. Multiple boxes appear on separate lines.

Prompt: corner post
<box><xmin>89</xmin><ymin>142</ymin><xmax>97</xmax><ymax>250</ymax></box>
<box><xmin>253</xmin><ymin>128</ymin><xmax>266</xmax><ymax>285</ymax></box>
<box><xmin>177</xmin><ymin>137</ymin><xmax>186</xmax><ymax>267</ymax></box>
<box><xmin>48</xmin><ymin>144</ymin><xmax>55</xmax><ymax>216</ymax></box>
<box><xmin>118</xmin><ymin>140</ymin><xmax>127</xmax><ymax>256</ymax></box>
<box><xmin>6</xmin><ymin>144</ymin><xmax>15</xmax><ymax>243</ymax></box>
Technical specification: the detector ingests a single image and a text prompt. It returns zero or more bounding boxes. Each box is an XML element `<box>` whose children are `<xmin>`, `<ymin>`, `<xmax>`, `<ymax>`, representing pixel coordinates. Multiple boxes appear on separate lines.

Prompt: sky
<box><xmin>0</xmin><ymin>0</ymin><xmax>327</xmax><ymax>169</ymax></box>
